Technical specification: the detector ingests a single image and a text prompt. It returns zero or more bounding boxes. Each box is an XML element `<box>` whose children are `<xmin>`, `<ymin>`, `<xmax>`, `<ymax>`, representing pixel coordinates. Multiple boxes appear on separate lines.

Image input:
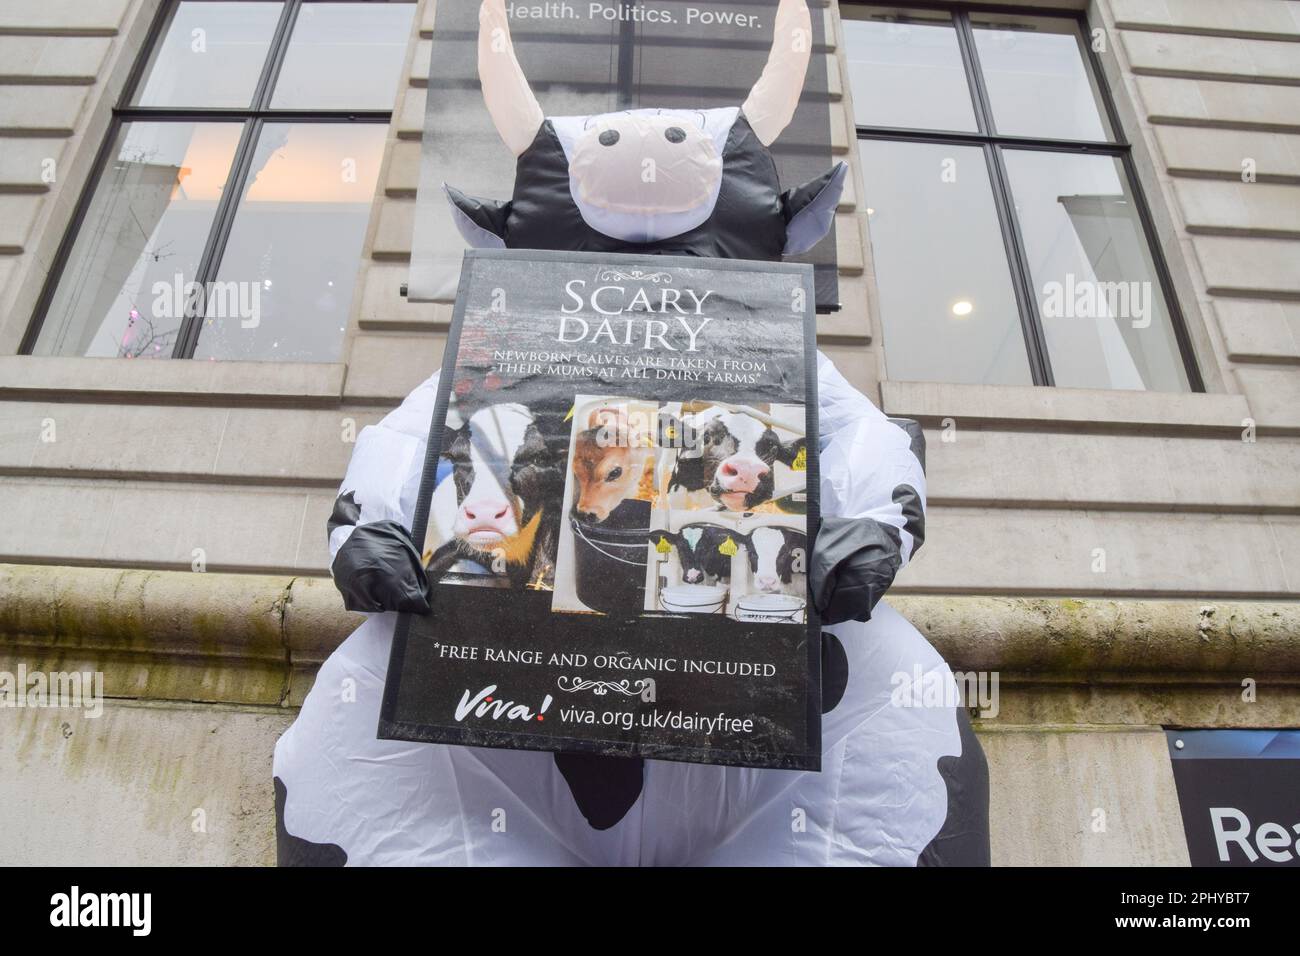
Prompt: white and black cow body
<box><xmin>273</xmin><ymin>0</ymin><xmax>990</xmax><ymax>868</ymax></box>
<box><xmin>277</xmin><ymin>356</ymin><xmax>990</xmax><ymax>865</ymax></box>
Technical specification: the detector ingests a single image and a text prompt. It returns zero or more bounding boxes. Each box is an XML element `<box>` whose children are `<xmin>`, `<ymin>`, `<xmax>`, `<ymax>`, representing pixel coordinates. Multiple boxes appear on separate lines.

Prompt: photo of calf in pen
<box><xmin>421</xmin><ymin>400</ymin><xmax>567</xmax><ymax>591</ymax></box>
<box><xmin>664</xmin><ymin>402</ymin><xmax>807</xmax><ymax>514</ymax></box>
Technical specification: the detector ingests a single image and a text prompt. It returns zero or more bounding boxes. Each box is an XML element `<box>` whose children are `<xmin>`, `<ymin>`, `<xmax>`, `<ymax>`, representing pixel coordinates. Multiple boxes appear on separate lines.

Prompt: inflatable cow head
<box><xmin>445</xmin><ymin>0</ymin><xmax>848</xmax><ymax>261</ymax></box>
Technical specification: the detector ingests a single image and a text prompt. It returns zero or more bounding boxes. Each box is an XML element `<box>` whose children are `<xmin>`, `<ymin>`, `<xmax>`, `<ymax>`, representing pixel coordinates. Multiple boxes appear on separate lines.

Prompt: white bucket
<box><xmin>733</xmin><ymin>592</ymin><xmax>805</xmax><ymax>624</ymax></box>
<box><xmin>660</xmin><ymin>584</ymin><xmax>727</xmax><ymax>614</ymax></box>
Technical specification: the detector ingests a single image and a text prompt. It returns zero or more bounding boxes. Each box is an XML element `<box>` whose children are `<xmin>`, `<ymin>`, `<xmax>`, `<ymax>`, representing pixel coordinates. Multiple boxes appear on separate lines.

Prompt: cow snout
<box><xmin>756</xmin><ymin>574</ymin><xmax>780</xmax><ymax>593</ymax></box>
<box><xmin>717</xmin><ymin>456</ymin><xmax>769</xmax><ymax>493</ymax></box>
<box><xmin>455</xmin><ymin>497</ymin><xmax>518</xmax><ymax>546</ymax></box>
<box><xmin>684</xmin><ymin>568</ymin><xmax>702</xmax><ymax>583</ymax></box>
<box><xmin>463</xmin><ymin>502</ymin><xmax>508</xmax><ymax>522</ymax></box>
<box><xmin>574</xmin><ymin>493</ymin><xmax>613</xmax><ymax>522</ymax></box>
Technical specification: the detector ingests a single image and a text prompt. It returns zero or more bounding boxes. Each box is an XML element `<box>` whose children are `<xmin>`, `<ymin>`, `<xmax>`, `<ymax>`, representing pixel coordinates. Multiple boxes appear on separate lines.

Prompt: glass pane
<box><xmin>193</xmin><ymin>122</ymin><xmax>385</xmax><ymax>362</ymax></box>
<box><xmin>1004</xmin><ymin>149</ymin><xmax>1190</xmax><ymax>391</ymax></box>
<box><xmin>859</xmin><ymin>140</ymin><xmax>1032</xmax><ymax>385</ymax></box>
<box><xmin>971</xmin><ymin>14</ymin><xmax>1111</xmax><ymax>141</ymax></box>
<box><xmin>133</xmin><ymin>1</ymin><xmax>283</xmax><ymax>108</ymax></box>
<box><xmin>842</xmin><ymin>6</ymin><xmax>977</xmax><ymax>132</ymax></box>
<box><xmin>270</xmin><ymin>2</ymin><xmax>416</xmax><ymax>110</ymax></box>
<box><xmin>32</xmin><ymin>122</ymin><xmax>243</xmax><ymax>358</ymax></box>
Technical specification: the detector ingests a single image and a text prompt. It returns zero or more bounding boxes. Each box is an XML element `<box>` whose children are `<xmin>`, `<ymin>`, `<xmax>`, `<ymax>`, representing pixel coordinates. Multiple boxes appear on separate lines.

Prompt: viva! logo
<box><xmin>455</xmin><ymin>684</ymin><xmax>553</xmax><ymax>723</ymax></box>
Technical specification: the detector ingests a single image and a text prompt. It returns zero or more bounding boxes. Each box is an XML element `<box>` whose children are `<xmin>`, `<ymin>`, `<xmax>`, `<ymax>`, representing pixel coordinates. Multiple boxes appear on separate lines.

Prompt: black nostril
<box><xmin>665</xmin><ymin>126</ymin><xmax>686</xmax><ymax>143</ymax></box>
<box><xmin>598</xmin><ymin>129</ymin><xmax>620</xmax><ymax>147</ymax></box>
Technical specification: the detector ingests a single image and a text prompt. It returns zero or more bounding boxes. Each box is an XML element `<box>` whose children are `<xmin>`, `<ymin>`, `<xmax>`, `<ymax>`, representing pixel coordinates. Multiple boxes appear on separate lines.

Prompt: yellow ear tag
<box><xmin>655</xmin><ymin>536</ymin><xmax>673</xmax><ymax>554</ymax></box>
<box><xmin>563</xmin><ymin>405</ymin><xmax>574</xmax><ymax>423</ymax></box>
<box><xmin>664</xmin><ymin>425</ymin><xmax>676</xmax><ymax>441</ymax></box>
<box><xmin>718</xmin><ymin>536</ymin><xmax>738</xmax><ymax>557</ymax></box>
<box><xmin>791</xmin><ymin>446</ymin><xmax>807</xmax><ymax>472</ymax></box>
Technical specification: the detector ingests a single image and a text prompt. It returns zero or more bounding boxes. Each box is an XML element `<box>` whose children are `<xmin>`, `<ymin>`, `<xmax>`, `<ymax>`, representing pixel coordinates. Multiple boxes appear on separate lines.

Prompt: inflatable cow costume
<box><xmin>273</xmin><ymin>0</ymin><xmax>990</xmax><ymax>865</ymax></box>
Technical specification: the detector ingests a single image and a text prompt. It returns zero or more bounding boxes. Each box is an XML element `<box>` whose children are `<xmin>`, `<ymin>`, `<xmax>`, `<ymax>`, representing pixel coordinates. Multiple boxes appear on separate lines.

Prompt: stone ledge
<box><xmin>0</xmin><ymin>355</ymin><xmax>347</xmax><ymax>406</ymax></box>
<box><xmin>2</xmin><ymin>564</ymin><xmax>1298</xmax><ymax>715</ymax></box>
<box><xmin>1110</xmin><ymin>0</ymin><xmax>1300</xmax><ymax>43</ymax></box>
<box><xmin>881</xmin><ymin>380</ymin><xmax>1252</xmax><ymax>434</ymax></box>
<box><xmin>890</xmin><ymin>595</ymin><xmax>1300</xmax><ymax>674</ymax></box>
<box><xmin>0</xmin><ymin>563</ymin><xmax>363</xmax><ymax>707</ymax></box>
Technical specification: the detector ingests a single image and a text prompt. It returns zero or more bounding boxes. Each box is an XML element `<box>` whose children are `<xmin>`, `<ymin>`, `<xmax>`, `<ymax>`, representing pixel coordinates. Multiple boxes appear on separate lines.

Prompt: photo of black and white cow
<box><xmin>743</xmin><ymin>526</ymin><xmax>808</xmax><ymax>594</ymax></box>
<box><xmin>658</xmin><ymin>523</ymin><xmax>740</xmax><ymax>587</ymax></box>
<box><xmin>424</xmin><ymin>400</ymin><xmax>566</xmax><ymax>590</ymax></box>
<box><xmin>644</xmin><ymin>511</ymin><xmax>809</xmax><ymax>622</ymax></box>
<box><xmin>666</xmin><ymin>404</ymin><xmax>806</xmax><ymax>513</ymax></box>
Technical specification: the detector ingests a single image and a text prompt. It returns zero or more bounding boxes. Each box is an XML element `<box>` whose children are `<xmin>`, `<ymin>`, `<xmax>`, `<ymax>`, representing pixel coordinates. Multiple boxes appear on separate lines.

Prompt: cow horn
<box><xmin>478</xmin><ymin>0</ymin><xmax>545</xmax><ymax>156</ymax></box>
<box><xmin>741</xmin><ymin>0</ymin><xmax>813</xmax><ymax>146</ymax></box>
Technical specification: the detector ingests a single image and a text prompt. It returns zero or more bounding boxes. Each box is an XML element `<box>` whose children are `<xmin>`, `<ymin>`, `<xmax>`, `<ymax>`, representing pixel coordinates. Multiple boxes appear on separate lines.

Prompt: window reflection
<box><xmin>842</xmin><ymin>7</ymin><xmax>977</xmax><ymax>132</ymax></box>
<box><xmin>971</xmin><ymin>14</ymin><xmax>1111</xmax><ymax>142</ymax></box>
<box><xmin>31</xmin><ymin>122</ymin><xmax>242</xmax><ymax>358</ymax></box>
<box><xmin>844</xmin><ymin>4</ymin><xmax>1195</xmax><ymax>391</ymax></box>
<box><xmin>859</xmin><ymin>140</ymin><xmax>1033</xmax><ymax>386</ymax></box>
<box><xmin>33</xmin><ymin>1</ymin><xmax>416</xmax><ymax>363</ymax></box>
<box><xmin>133</xmin><ymin>2</ymin><xmax>283</xmax><ymax>108</ymax></box>
<box><xmin>1004</xmin><ymin>150</ymin><xmax>1190</xmax><ymax>391</ymax></box>
<box><xmin>193</xmin><ymin>123</ymin><xmax>386</xmax><ymax>362</ymax></box>
<box><xmin>271</xmin><ymin>2</ymin><xmax>416</xmax><ymax>110</ymax></box>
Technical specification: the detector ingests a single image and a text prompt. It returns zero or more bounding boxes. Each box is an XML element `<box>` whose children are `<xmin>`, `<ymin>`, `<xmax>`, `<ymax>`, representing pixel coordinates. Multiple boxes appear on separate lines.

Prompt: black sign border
<box><xmin>379</xmin><ymin>248</ymin><xmax>822</xmax><ymax>771</ymax></box>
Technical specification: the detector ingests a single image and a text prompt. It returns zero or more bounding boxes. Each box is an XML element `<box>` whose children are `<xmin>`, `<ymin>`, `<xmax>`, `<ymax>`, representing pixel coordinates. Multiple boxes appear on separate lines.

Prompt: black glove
<box><xmin>809</xmin><ymin>516</ymin><xmax>902</xmax><ymax>626</ymax></box>
<box><xmin>330</xmin><ymin>520</ymin><xmax>433</xmax><ymax>614</ymax></box>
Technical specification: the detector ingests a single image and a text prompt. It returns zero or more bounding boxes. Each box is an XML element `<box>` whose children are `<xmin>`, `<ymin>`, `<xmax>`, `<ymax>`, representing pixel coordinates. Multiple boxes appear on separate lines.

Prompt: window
<box><xmin>845</xmin><ymin>4</ymin><xmax>1201</xmax><ymax>391</ymax></box>
<box><xmin>23</xmin><ymin>0</ymin><xmax>415</xmax><ymax>362</ymax></box>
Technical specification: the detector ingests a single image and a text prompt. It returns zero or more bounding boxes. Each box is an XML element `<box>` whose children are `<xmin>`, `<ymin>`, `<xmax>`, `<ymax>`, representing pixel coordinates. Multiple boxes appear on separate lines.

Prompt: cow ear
<box><xmin>775</xmin><ymin>436</ymin><xmax>807</xmax><ymax>468</ymax></box>
<box><xmin>444</xmin><ymin>184</ymin><xmax>510</xmax><ymax>249</ymax></box>
<box><xmin>781</xmin><ymin>162</ymin><xmax>847</xmax><ymax>256</ymax></box>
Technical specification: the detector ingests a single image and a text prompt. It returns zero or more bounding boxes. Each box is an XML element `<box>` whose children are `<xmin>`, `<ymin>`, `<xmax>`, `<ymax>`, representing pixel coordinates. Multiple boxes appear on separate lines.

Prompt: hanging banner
<box><xmin>1167</xmin><ymin>730</ymin><xmax>1300</xmax><ymax>867</ymax></box>
<box><xmin>409</xmin><ymin>0</ymin><xmax>840</xmax><ymax>311</ymax></box>
<box><xmin>380</xmin><ymin>249</ymin><xmax>822</xmax><ymax>770</ymax></box>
